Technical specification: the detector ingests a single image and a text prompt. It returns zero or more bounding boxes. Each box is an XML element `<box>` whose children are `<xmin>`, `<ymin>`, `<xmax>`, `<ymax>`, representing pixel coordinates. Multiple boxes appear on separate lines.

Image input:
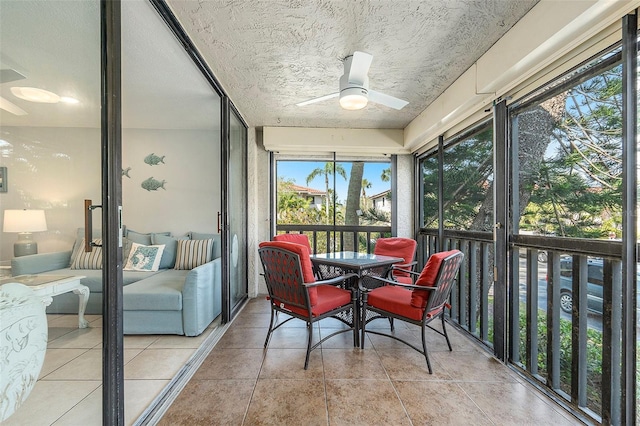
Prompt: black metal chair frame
<box><xmin>360</xmin><ymin>251</ymin><xmax>464</xmax><ymax>374</ymax></box>
<box><xmin>259</xmin><ymin>246</ymin><xmax>358</xmax><ymax>369</ymax></box>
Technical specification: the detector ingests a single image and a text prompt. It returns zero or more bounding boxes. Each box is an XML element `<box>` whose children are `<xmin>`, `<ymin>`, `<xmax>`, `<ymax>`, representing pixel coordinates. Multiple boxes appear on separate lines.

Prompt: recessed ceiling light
<box><xmin>60</xmin><ymin>96</ymin><xmax>79</xmax><ymax>104</ymax></box>
<box><xmin>10</xmin><ymin>87</ymin><xmax>60</xmax><ymax>103</ymax></box>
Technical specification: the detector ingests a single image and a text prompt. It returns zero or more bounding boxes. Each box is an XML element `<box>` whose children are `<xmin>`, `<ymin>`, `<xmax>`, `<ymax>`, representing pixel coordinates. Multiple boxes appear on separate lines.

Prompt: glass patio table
<box><xmin>310</xmin><ymin>251</ymin><xmax>404</xmax><ymax>346</ymax></box>
<box><xmin>310</xmin><ymin>251</ymin><xmax>404</xmax><ymax>287</ymax></box>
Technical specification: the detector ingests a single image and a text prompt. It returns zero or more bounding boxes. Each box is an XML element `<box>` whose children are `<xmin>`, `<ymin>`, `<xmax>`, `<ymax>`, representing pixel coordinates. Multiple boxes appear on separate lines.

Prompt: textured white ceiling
<box><xmin>168</xmin><ymin>0</ymin><xmax>539</xmax><ymax>129</ymax></box>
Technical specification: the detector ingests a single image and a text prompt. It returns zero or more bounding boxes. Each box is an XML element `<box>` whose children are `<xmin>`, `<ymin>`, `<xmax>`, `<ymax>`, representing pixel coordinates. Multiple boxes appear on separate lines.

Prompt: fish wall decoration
<box><xmin>144</xmin><ymin>153</ymin><xmax>165</xmax><ymax>166</ymax></box>
<box><xmin>122</xmin><ymin>167</ymin><xmax>131</xmax><ymax>178</ymax></box>
<box><xmin>141</xmin><ymin>177</ymin><xmax>166</xmax><ymax>191</ymax></box>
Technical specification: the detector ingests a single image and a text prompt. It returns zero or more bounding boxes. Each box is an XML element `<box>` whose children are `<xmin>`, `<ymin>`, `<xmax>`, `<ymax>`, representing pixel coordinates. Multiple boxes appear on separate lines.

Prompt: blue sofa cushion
<box><xmin>174</xmin><ymin>239</ymin><xmax>213</xmax><ymax>270</ymax></box>
<box><xmin>152</xmin><ymin>234</ymin><xmax>188</xmax><ymax>269</ymax></box>
<box><xmin>122</xmin><ymin>270</ymin><xmax>187</xmax><ymax>311</ymax></box>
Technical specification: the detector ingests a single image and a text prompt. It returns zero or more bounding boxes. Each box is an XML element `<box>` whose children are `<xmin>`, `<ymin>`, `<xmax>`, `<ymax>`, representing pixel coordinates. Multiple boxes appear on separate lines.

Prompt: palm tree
<box><xmin>361</xmin><ymin>178</ymin><xmax>372</xmax><ymax>208</ymax></box>
<box><xmin>306</xmin><ymin>162</ymin><xmax>347</xmax><ymax>223</ymax></box>
<box><xmin>381</xmin><ymin>167</ymin><xmax>390</xmax><ymax>182</ymax></box>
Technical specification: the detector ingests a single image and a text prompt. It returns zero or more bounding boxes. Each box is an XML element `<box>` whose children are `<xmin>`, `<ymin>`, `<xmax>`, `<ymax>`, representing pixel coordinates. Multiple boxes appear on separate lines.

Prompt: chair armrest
<box><xmin>305</xmin><ymin>273</ymin><xmax>358</xmax><ymax>288</ymax></box>
<box><xmin>359</xmin><ymin>275</ymin><xmax>436</xmax><ymax>292</ymax></box>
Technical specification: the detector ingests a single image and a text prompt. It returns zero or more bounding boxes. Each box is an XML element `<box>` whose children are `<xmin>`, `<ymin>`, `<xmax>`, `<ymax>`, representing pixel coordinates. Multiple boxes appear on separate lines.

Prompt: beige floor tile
<box><xmin>318</xmin><ymin>327</ymin><xmax>359</xmax><ymax>348</ymax></box>
<box><xmin>123</xmin><ymin>334</ymin><xmax>160</xmax><ymax>348</ymax></box>
<box><xmin>213</xmin><ymin>326</ymin><xmax>268</xmax><ymax>349</ymax></box>
<box><xmin>229</xmin><ymin>312</ymin><xmax>273</xmax><ymax>328</ymax></box>
<box><xmin>240</xmin><ymin>297</ymin><xmax>272</xmax><ymax>314</ymax></box>
<box><xmin>432</xmin><ymin>351</ymin><xmax>519</xmax><ymax>382</ymax></box>
<box><xmin>266</xmin><ymin>325</ymin><xmax>321</xmax><ymax>349</ymax></box>
<box><xmin>322</xmin><ymin>348</ymin><xmax>388</xmax><ymax>379</ymax></box>
<box><xmin>364</xmin><ymin>327</ymin><xmax>422</xmax><ymax>350</ymax></box>
<box><xmin>193</xmin><ymin>348</ymin><xmax>265</xmax><ymax>380</ymax></box>
<box><xmin>377</xmin><ymin>348</ymin><xmax>452</xmax><ymax>380</ymax></box>
<box><xmin>3</xmin><ymin>380</ymin><xmax>101</xmax><ymax>426</ymax></box>
<box><xmin>244</xmin><ymin>379</ymin><xmax>327</xmax><ymax>426</ymax></box>
<box><xmin>461</xmin><ymin>382</ymin><xmax>581</xmax><ymax>425</ymax></box>
<box><xmin>44</xmin><ymin>348</ymin><xmax>143</xmax><ymax>380</ymax></box>
<box><xmin>39</xmin><ymin>348</ymin><xmax>89</xmax><ymax>378</ymax></box>
<box><xmin>124</xmin><ymin>348</ymin><xmax>194</xmax><ymax>380</ymax></box>
<box><xmin>326</xmin><ymin>379</ymin><xmax>411</xmax><ymax>425</ymax></box>
<box><xmin>47</xmin><ymin>326</ymin><xmax>103</xmax><ymax>349</ymax></box>
<box><xmin>260</xmin><ymin>348</ymin><xmax>324</xmax><ymax>378</ymax></box>
<box><xmin>124</xmin><ymin>379</ymin><xmax>171</xmax><ymax>424</ymax></box>
<box><xmin>159</xmin><ymin>379</ymin><xmax>255</xmax><ymax>425</ymax></box>
<box><xmin>394</xmin><ymin>381</ymin><xmax>492</xmax><ymax>425</ymax></box>
<box><xmin>53</xmin><ymin>387</ymin><xmax>101</xmax><ymax>426</ymax></box>
<box><xmin>148</xmin><ymin>329</ymin><xmax>212</xmax><ymax>349</ymax></box>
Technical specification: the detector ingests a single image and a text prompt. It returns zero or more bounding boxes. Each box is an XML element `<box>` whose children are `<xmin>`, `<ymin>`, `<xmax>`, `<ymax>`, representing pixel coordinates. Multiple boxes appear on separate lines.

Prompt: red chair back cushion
<box><xmin>410</xmin><ymin>250</ymin><xmax>458</xmax><ymax>308</ymax></box>
<box><xmin>374</xmin><ymin>238</ymin><xmax>417</xmax><ymax>278</ymax></box>
<box><xmin>273</xmin><ymin>233</ymin><xmax>311</xmax><ymax>250</ymax></box>
<box><xmin>259</xmin><ymin>240</ymin><xmax>318</xmax><ymax>305</ymax></box>
<box><xmin>259</xmin><ymin>241</ymin><xmax>316</xmax><ymax>284</ymax></box>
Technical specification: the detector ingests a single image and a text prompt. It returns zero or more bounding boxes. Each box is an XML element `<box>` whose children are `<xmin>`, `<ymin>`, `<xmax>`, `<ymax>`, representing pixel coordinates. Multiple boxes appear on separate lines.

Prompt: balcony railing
<box><xmin>418</xmin><ymin>228</ymin><xmax>630</xmax><ymax>424</ymax></box>
<box><xmin>276</xmin><ymin>224</ymin><xmax>391</xmax><ymax>254</ymax></box>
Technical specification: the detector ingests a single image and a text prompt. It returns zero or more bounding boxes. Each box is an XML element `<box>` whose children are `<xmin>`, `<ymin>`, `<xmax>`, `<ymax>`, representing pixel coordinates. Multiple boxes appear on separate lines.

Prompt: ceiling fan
<box><xmin>296</xmin><ymin>51</ymin><xmax>409</xmax><ymax>111</ymax></box>
<box><xmin>0</xmin><ymin>68</ymin><xmax>28</xmax><ymax>116</ymax></box>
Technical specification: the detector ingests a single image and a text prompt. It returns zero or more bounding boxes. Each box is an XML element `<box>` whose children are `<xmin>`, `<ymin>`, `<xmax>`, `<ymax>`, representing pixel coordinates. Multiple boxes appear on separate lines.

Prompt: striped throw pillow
<box><xmin>174</xmin><ymin>239</ymin><xmax>214</xmax><ymax>270</ymax></box>
<box><xmin>71</xmin><ymin>239</ymin><xmax>103</xmax><ymax>269</ymax></box>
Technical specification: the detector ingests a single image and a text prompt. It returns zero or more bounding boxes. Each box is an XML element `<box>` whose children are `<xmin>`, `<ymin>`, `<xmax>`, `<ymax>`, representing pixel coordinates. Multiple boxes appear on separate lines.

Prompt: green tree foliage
<box><xmin>306</xmin><ymin>162</ymin><xmax>347</xmax><ymax>223</ymax></box>
<box><xmin>276</xmin><ymin>178</ymin><xmax>316</xmax><ymax>224</ymax></box>
<box><xmin>421</xmin><ymin>127</ymin><xmax>493</xmax><ymax>229</ymax></box>
<box><xmin>522</xmin><ymin>66</ymin><xmax>623</xmax><ymax>237</ymax></box>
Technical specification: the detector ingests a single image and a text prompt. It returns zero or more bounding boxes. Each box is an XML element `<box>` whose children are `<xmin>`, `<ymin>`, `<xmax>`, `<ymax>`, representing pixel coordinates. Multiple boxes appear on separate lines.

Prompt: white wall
<box><xmin>122</xmin><ymin>128</ymin><xmax>221</xmax><ymax>236</ymax></box>
<box><xmin>0</xmin><ymin>127</ymin><xmax>101</xmax><ymax>260</ymax></box>
<box><xmin>0</xmin><ymin>126</ymin><xmax>221</xmax><ymax>262</ymax></box>
<box><xmin>248</xmin><ymin>128</ymin><xmax>270</xmax><ymax>296</ymax></box>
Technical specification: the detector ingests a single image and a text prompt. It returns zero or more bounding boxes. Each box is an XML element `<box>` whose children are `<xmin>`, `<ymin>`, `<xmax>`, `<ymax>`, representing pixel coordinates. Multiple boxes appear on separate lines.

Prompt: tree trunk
<box><xmin>470</xmin><ymin>94</ymin><xmax>568</xmax><ymax>232</ymax></box>
<box><xmin>344</xmin><ymin>162</ymin><xmax>364</xmax><ymax>251</ymax></box>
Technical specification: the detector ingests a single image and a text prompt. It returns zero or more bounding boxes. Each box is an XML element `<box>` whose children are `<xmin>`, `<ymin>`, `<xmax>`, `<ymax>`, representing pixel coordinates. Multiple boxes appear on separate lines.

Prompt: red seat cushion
<box><xmin>410</xmin><ymin>250</ymin><xmax>458</xmax><ymax>308</ymax></box>
<box><xmin>374</xmin><ymin>238</ymin><xmax>417</xmax><ymax>279</ymax></box>
<box><xmin>367</xmin><ymin>285</ymin><xmax>424</xmax><ymax>321</ymax></box>
<box><xmin>273</xmin><ymin>233</ymin><xmax>312</xmax><ymax>250</ymax></box>
<box><xmin>260</xmin><ymin>240</ymin><xmax>317</xmax><ymax>305</ymax></box>
<box><xmin>368</xmin><ymin>285</ymin><xmax>446</xmax><ymax>321</ymax></box>
<box><xmin>273</xmin><ymin>284</ymin><xmax>352</xmax><ymax>317</ymax></box>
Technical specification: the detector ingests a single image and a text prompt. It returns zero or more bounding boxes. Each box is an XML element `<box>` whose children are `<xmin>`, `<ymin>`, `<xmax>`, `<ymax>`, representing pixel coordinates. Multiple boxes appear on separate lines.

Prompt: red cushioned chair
<box><xmin>258</xmin><ymin>240</ymin><xmax>358</xmax><ymax>369</ymax></box>
<box><xmin>360</xmin><ymin>250</ymin><xmax>464</xmax><ymax>374</ymax></box>
<box><xmin>273</xmin><ymin>233</ymin><xmax>322</xmax><ymax>278</ymax></box>
<box><xmin>373</xmin><ymin>237</ymin><xmax>418</xmax><ymax>284</ymax></box>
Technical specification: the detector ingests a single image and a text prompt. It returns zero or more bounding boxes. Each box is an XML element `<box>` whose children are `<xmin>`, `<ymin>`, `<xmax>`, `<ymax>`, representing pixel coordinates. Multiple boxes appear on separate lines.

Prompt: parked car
<box><xmin>556</xmin><ymin>257</ymin><xmax>640</xmax><ymax>315</ymax></box>
<box><xmin>557</xmin><ymin>258</ymin><xmax>604</xmax><ymax>314</ymax></box>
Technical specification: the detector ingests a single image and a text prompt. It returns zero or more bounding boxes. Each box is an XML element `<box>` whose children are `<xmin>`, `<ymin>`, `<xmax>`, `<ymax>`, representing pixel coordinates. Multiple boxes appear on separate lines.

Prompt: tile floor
<box><xmin>159</xmin><ymin>297</ymin><xmax>584</xmax><ymax>425</ymax></box>
<box><xmin>5</xmin><ymin>313</ymin><xmax>218</xmax><ymax>426</ymax></box>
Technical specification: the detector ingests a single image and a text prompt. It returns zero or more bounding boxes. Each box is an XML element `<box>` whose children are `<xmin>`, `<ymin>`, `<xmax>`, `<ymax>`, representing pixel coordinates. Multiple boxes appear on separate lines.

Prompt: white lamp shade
<box><xmin>3</xmin><ymin>210</ymin><xmax>48</xmax><ymax>233</ymax></box>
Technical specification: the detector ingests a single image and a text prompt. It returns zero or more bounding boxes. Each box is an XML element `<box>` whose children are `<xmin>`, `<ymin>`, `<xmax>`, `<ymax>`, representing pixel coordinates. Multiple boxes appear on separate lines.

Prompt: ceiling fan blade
<box><xmin>296</xmin><ymin>92</ymin><xmax>339</xmax><ymax>107</ymax></box>
<box><xmin>347</xmin><ymin>51</ymin><xmax>373</xmax><ymax>85</ymax></box>
<box><xmin>0</xmin><ymin>69</ymin><xmax>26</xmax><ymax>84</ymax></box>
<box><xmin>0</xmin><ymin>96</ymin><xmax>27</xmax><ymax>115</ymax></box>
<box><xmin>368</xmin><ymin>90</ymin><xmax>409</xmax><ymax>110</ymax></box>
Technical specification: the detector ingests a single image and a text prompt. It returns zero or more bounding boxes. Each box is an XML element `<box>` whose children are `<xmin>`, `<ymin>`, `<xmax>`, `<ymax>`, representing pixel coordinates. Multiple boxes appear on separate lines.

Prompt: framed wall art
<box><xmin>0</xmin><ymin>167</ymin><xmax>6</xmax><ymax>192</ymax></box>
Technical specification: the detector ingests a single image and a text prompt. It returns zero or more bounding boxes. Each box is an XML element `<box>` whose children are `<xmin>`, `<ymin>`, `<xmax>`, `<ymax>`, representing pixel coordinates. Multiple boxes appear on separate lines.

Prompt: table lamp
<box><xmin>3</xmin><ymin>209</ymin><xmax>48</xmax><ymax>257</ymax></box>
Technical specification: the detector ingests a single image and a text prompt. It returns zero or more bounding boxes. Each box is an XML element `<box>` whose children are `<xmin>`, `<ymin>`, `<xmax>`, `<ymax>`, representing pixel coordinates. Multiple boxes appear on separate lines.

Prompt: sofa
<box><xmin>11</xmin><ymin>229</ymin><xmax>222</xmax><ymax>337</ymax></box>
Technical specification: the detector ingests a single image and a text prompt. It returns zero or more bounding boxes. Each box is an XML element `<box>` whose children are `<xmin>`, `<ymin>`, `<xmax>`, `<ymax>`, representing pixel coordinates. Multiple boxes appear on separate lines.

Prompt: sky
<box><xmin>276</xmin><ymin>160</ymin><xmax>391</xmax><ymax>203</ymax></box>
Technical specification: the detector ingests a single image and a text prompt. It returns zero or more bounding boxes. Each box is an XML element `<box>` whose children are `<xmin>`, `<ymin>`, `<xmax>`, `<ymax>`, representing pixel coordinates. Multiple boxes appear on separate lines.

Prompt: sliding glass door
<box><xmin>0</xmin><ymin>0</ymin><xmax>104</xmax><ymax>423</ymax></box>
<box><xmin>224</xmin><ymin>106</ymin><xmax>248</xmax><ymax>318</ymax></box>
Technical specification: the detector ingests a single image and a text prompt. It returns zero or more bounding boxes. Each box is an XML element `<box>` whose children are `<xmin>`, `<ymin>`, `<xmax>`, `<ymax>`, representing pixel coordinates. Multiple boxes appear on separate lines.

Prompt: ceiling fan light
<box><xmin>339</xmin><ymin>87</ymin><xmax>368</xmax><ymax>110</ymax></box>
<box><xmin>60</xmin><ymin>96</ymin><xmax>80</xmax><ymax>104</ymax></box>
<box><xmin>10</xmin><ymin>86</ymin><xmax>60</xmax><ymax>103</ymax></box>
